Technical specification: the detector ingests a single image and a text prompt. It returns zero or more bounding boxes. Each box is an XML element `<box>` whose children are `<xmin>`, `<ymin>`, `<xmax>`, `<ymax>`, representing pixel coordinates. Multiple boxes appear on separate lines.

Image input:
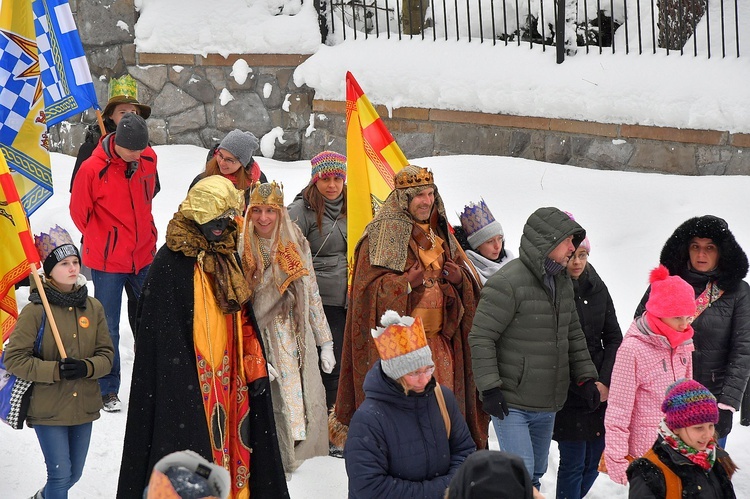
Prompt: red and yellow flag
<box><xmin>0</xmin><ymin>151</ymin><xmax>40</xmax><ymax>344</ymax></box>
<box><xmin>346</xmin><ymin>71</ymin><xmax>409</xmax><ymax>283</ymax></box>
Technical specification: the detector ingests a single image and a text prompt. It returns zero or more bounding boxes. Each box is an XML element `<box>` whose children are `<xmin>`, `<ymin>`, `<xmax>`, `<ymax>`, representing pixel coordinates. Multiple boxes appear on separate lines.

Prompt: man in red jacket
<box><xmin>70</xmin><ymin>113</ymin><xmax>158</xmax><ymax>412</ymax></box>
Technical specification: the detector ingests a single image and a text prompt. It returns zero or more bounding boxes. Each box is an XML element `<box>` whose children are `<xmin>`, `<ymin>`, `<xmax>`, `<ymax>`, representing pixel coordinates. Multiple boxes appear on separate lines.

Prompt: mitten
<box><xmin>716</xmin><ymin>409</ymin><xmax>734</xmax><ymax>439</ymax></box>
<box><xmin>59</xmin><ymin>358</ymin><xmax>89</xmax><ymax>380</ymax></box>
<box><xmin>580</xmin><ymin>379</ymin><xmax>601</xmax><ymax>411</ymax></box>
<box><xmin>320</xmin><ymin>341</ymin><xmax>336</xmax><ymax>374</ymax></box>
<box><xmin>481</xmin><ymin>388</ymin><xmax>509</xmax><ymax>419</ymax></box>
<box><xmin>267</xmin><ymin>363</ymin><xmax>279</xmax><ymax>382</ymax></box>
<box><xmin>249</xmin><ymin>377</ymin><xmax>270</xmax><ymax>396</ymax></box>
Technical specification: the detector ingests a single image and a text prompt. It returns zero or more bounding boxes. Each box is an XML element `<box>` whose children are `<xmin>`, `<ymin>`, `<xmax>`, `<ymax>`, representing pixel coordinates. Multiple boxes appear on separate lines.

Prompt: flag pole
<box><xmin>27</xmin><ymin>263</ymin><xmax>68</xmax><ymax>359</ymax></box>
<box><xmin>95</xmin><ymin>109</ymin><xmax>106</xmax><ymax>136</ymax></box>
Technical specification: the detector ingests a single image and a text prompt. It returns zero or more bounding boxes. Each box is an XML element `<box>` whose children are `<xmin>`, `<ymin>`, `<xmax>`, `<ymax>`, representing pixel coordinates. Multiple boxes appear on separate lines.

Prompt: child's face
<box><xmin>674</xmin><ymin>422</ymin><xmax>715</xmax><ymax>451</ymax></box>
<box><xmin>660</xmin><ymin>316</ymin><xmax>694</xmax><ymax>332</ymax></box>
<box><xmin>50</xmin><ymin>255</ymin><xmax>80</xmax><ymax>290</ymax></box>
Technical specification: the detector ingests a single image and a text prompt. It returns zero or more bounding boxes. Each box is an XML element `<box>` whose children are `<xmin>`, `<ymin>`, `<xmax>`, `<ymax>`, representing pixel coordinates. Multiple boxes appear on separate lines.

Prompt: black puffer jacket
<box><xmin>635</xmin><ymin>215</ymin><xmax>750</xmax><ymax>414</ymax></box>
<box><xmin>627</xmin><ymin>436</ymin><xmax>735</xmax><ymax>499</ymax></box>
<box><xmin>553</xmin><ymin>263</ymin><xmax>622</xmax><ymax>441</ymax></box>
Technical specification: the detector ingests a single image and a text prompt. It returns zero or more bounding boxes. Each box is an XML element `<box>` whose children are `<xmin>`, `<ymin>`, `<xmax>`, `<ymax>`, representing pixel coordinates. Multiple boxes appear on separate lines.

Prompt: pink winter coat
<box><xmin>603</xmin><ymin>316</ymin><xmax>694</xmax><ymax>485</ymax></box>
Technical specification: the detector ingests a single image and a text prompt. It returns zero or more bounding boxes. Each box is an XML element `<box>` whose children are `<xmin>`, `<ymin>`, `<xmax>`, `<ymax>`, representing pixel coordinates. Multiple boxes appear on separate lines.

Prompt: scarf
<box><xmin>645</xmin><ymin>312</ymin><xmax>695</xmax><ymax>348</ymax></box>
<box><xmin>466</xmin><ymin>249</ymin><xmax>503</xmax><ymax>283</ymax></box>
<box><xmin>29</xmin><ymin>279</ymin><xmax>89</xmax><ymax>309</ymax></box>
<box><xmin>658</xmin><ymin>419</ymin><xmax>716</xmax><ymax>471</ymax></box>
<box><xmin>166</xmin><ymin>212</ymin><xmax>251</xmax><ymax>313</ymax></box>
<box><xmin>324</xmin><ymin>193</ymin><xmax>343</xmax><ymax>221</ymax></box>
<box><xmin>695</xmin><ymin>280</ymin><xmax>724</xmax><ymax>318</ymax></box>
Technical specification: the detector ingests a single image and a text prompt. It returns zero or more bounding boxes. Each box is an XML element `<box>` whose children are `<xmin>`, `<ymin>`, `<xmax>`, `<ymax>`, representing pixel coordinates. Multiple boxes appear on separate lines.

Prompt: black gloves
<box><xmin>579</xmin><ymin>379</ymin><xmax>601</xmax><ymax>412</ymax></box>
<box><xmin>249</xmin><ymin>377</ymin><xmax>270</xmax><ymax>397</ymax></box>
<box><xmin>481</xmin><ymin>388</ymin><xmax>509</xmax><ymax>419</ymax></box>
<box><xmin>716</xmin><ymin>409</ymin><xmax>734</xmax><ymax>439</ymax></box>
<box><xmin>59</xmin><ymin>358</ymin><xmax>89</xmax><ymax>380</ymax></box>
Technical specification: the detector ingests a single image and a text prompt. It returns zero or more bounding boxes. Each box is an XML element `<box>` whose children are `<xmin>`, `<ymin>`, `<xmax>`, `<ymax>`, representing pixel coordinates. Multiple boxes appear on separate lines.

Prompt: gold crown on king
<box><xmin>394</xmin><ymin>165</ymin><xmax>434</xmax><ymax>189</ymax></box>
<box><xmin>249</xmin><ymin>181</ymin><xmax>284</xmax><ymax>208</ymax></box>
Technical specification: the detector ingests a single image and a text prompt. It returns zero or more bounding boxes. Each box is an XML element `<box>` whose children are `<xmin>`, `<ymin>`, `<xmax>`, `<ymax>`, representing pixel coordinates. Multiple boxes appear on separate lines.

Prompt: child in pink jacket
<box><xmin>603</xmin><ymin>265</ymin><xmax>697</xmax><ymax>485</ymax></box>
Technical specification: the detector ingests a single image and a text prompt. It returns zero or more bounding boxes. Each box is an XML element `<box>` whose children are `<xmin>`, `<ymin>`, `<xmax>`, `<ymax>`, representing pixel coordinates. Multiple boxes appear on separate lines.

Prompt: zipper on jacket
<box><xmin>103</xmin><ymin>231</ymin><xmax>111</xmax><ymax>271</ymax></box>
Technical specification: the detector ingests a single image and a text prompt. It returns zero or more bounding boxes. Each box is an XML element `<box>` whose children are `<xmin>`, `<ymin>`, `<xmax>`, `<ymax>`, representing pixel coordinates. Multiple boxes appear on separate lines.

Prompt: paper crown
<box><xmin>459</xmin><ymin>199</ymin><xmax>504</xmax><ymax>249</ymax></box>
<box><xmin>34</xmin><ymin>225</ymin><xmax>76</xmax><ymax>264</ymax></box>
<box><xmin>249</xmin><ymin>181</ymin><xmax>284</xmax><ymax>208</ymax></box>
<box><xmin>371</xmin><ymin>311</ymin><xmax>433</xmax><ymax>380</ymax></box>
<box><xmin>146</xmin><ymin>450</ymin><xmax>230</xmax><ymax>499</ymax></box>
<box><xmin>109</xmin><ymin>74</ymin><xmax>138</xmax><ymax>101</ymax></box>
<box><xmin>310</xmin><ymin>151</ymin><xmax>347</xmax><ymax>184</ymax></box>
<box><xmin>394</xmin><ymin>165</ymin><xmax>434</xmax><ymax>189</ymax></box>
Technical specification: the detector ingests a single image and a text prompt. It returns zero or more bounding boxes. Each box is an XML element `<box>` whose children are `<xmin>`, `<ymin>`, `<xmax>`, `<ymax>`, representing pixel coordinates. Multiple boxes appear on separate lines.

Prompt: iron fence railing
<box><xmin>321</xmin><ymin>0</ymin><xmax>743</xmax><ymax>59</ymax></box>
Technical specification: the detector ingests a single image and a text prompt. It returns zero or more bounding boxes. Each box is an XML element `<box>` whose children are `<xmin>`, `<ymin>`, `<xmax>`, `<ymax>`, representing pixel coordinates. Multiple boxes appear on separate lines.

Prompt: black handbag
<box><xmin>0</xmin><ymin>311</ymin><xmax>46</xmax><ymax>429</ymax></box>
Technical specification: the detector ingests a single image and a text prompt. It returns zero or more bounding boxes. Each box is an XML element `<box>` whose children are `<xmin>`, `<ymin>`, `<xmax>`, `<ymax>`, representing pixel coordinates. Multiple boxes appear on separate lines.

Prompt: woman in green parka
<box><xmin>4</xmin><ymin>225</ymin><xmax>114</xmax><ymax>499</ymax></box>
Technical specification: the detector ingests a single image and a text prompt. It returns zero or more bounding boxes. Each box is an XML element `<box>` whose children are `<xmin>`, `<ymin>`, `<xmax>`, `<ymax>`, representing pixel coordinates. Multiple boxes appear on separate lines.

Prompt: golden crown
<box><xmin>394</xmin><ymin>165</ymin><xmax>434</xmax><ymax>189</ymax></box>
<box><xmin>249</xmin><ymin>181</ymin><xmax>284</xmax><ymax>208</ymax></box>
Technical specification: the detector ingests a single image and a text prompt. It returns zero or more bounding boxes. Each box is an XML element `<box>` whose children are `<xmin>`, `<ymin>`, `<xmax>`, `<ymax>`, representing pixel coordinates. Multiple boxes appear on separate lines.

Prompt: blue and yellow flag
<box><xmin>33</xmin><ymin>0</ymin><xmax>98</xmax><ymax>126</ymax></box>
<box><xmin>0</xmin><ymin>0</ymin><xmax>53</xmax><ymax>215</ymax></box>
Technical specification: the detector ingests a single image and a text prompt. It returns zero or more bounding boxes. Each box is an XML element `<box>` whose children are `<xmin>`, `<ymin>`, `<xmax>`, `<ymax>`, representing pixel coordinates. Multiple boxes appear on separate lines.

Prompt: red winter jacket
<box><xmin>70</xmin><ymin>133</ymin><xmax>158</xmax><ymax>274</ymax></box>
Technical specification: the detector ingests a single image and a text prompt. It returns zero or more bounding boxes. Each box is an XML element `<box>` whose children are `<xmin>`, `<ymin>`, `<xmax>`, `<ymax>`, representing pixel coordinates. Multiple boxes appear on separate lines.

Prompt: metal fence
<box><xmin>322</xmin><ymin>0</ymin><xmax>743</xmax><ymax>59</ymax></box>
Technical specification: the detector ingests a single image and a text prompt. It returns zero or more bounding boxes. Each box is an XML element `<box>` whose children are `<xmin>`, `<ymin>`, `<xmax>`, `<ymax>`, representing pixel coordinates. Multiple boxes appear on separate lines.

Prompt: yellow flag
<box><xmin>0</xmin><ymin>152</ymin><xmax>40</xmax><ymax>344</ymax></box>
<box><xmin>0</xmin><ymin>0</ymin><xmax>54</xmax><ymax>216</ymax></box>
<box><xmin>346</xmin><ymin>72</ymin><xmax>409</xmax><ymax>284</ymax></box>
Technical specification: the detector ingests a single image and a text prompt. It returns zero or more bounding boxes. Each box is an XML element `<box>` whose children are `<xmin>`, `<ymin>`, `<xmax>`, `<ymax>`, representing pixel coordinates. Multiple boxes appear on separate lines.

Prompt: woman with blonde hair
<box><xmin>241</xmin><ymin>180</ymin><xmax>336</xmax><ymax>474</ymax></box>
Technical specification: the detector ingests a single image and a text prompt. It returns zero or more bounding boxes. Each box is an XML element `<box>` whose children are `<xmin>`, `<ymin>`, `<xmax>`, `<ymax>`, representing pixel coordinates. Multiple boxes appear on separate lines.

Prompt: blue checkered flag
<box><xmin>32</xmin><ymin>0</ymin><xmax>98</xmax><ymax>126</ymax></box>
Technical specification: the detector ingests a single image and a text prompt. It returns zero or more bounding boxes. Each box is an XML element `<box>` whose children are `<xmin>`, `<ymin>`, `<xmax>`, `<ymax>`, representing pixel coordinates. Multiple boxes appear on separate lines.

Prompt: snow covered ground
<box><xmin>2</xmin><ymin>146</ymin><xmax>750</xmax><ymax>497</ymax></box>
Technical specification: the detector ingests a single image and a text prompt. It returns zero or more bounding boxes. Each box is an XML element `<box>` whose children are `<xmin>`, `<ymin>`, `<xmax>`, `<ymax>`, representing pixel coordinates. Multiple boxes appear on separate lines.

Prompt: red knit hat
<box><xmin>645</xmin><ymin>265</ymin><xmax>697</xmax><ymax>318</ymax></box>
<box><xmin>662</xmin><ymin>379</ymin><xmax>719</xmax><ymax>431</ymax></box>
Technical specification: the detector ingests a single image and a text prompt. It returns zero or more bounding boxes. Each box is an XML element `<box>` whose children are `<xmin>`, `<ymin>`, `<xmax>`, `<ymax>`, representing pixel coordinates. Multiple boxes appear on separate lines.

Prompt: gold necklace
<box><xmin>257</xmin><ymin>237</ymin><xmax>272</xmax><ymax>269</ymax></box>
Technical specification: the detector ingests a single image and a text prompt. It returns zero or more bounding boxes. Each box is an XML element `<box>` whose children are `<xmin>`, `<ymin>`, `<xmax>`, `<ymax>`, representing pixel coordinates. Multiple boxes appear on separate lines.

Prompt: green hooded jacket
<box><xmin>469</xmin><ymin>207</ymin><xmax>598</xmax><ymax>412</ymax></box>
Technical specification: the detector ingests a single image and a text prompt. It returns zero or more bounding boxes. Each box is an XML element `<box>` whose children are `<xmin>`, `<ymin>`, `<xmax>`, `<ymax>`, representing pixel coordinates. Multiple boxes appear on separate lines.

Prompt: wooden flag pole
<box><xmin>95</xmin><ymin>109</ymin><xmax>106</xmax><ymax>137</ymax></box>
<box><xmin>28</xmin><ymin>263</ymin><xmax>68</xmax><ymax>359</ymax></box>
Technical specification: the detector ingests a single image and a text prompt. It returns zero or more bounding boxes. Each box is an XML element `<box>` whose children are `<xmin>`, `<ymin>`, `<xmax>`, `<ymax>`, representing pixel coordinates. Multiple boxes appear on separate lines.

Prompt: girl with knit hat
<box><xmin>453</xmin><ymin>199</ymin><xmax>514</xmax><ymax>284</ymax></box>
<box><xmin>345</xmin><ymin>311</ymin><xmax>475</xmax><ymax>498</ymax></box>
<box><xmin>603</xmin><ymin>265</ymin><xmax>696</xmax><ymax>485</ymax></box>
<box><xmin>4</xmin><ymin>225</ymin><xmax>114</xmax><ymax>499</ymax></box>
<box><xmin>627</xmin><ymin>379</ymin><xmax>736</xmax><ymax>498</ymax></box>
<box><xmin>287</xmin><ymin>151</ymin><xmax>348</xmax><ymax>446</ymax></box>
<box><xmin>191</xmin><ymin>129</ymin><xmax>266</xmax><ymax>205</ymax></box>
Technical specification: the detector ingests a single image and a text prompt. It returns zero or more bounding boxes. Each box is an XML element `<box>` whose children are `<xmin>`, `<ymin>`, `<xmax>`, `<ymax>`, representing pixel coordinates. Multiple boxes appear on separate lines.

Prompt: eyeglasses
<box><xmin>404</xmin><ymin>366</ymin><xmax>435</xmax><ymax>379</ymax></box>
<box><xmin>216</xmin><ymin>150</ymin><xmax>239</xmax><ymax>166</ymax></box>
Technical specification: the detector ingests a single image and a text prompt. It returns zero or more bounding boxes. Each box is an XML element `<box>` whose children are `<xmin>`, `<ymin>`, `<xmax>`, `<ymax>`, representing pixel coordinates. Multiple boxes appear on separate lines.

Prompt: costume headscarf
<box><xmin>166</xmin><ymin>175</ymin><xmax>249</xmax><ymax>313</ymax></box>
<box><xmin>242</xmin><ymin>181</ymin><xmax>309</xmax><ymax>297</ymax></box>
<box><xmin>366</xmin><ymin>165</ymin><xmax>456</xmax><ymax>272</ymax></box>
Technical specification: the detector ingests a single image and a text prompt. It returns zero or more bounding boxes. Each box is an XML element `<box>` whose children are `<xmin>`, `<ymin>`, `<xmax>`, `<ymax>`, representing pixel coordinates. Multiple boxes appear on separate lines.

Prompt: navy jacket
<box><xmin>344</xmin><ymin>361</ymin><xmax>475</xmax><ymax>498</ymax></box>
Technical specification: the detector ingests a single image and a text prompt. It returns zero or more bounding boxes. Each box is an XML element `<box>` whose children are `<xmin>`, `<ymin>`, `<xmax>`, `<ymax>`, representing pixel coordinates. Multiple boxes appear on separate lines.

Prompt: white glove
<box><xmin>320</xmin><ymin>341</ymin><xmax>336</xmax><ymax>374</ymax></box>
<box><xmin>267</xmin><ymin>363</ymin><xmax>279</xmax><ymax>382</ymax></box>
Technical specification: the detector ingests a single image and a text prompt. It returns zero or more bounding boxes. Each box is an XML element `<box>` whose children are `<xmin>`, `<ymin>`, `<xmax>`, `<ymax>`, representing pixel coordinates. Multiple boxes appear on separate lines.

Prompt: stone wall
<box><xmin>51</xmin><ymin>0</ymin><xmax>749</xmax><ymax>175</ymax></box>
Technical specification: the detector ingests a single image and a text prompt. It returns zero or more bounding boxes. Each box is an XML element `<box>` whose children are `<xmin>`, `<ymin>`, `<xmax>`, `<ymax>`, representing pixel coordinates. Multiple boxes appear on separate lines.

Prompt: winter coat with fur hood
<box><xmin>635</xmin><ymin>215</ymin><xmax>750</xmax><ymax>414</ymax></box>
<box><xmin>469</xmin><ymin>207</ymin><xmax>598</xmax><ymax>412</ymax></box>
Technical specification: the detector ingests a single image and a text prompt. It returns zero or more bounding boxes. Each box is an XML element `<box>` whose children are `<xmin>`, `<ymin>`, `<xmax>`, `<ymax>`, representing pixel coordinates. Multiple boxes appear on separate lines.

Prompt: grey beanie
<box><xmin>115</xmin><ymin>113</ymin><xmax>149</xmax><ymax>150</ymax></box>
<box><xmin>218</xmin><ymin>129</ymin><xmax>260</xmax><ymax>168</ymax></box>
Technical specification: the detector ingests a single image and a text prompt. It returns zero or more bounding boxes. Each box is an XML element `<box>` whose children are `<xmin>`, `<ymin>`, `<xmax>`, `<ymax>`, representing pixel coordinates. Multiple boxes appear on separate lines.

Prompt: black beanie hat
<box><xmin>115</xmin><ymin>113</ymin><xmax>149</xmax><ymax>150</ymax></box>
<box><xmin>448</xmin><ymin>450</ymin><xmax>533</xmax><ymax>499</ymax></box>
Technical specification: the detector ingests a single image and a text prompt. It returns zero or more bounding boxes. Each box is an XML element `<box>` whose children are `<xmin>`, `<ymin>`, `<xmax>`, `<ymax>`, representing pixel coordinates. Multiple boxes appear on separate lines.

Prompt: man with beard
<box><xmin>331</xmin><ymin>165</ymin><xmax>489</xmax><ymax>451</ymax></box>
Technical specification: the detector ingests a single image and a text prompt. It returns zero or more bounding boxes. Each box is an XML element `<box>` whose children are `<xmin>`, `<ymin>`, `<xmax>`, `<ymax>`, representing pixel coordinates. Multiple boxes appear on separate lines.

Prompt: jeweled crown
<box><xmin>249</xmin><ymin>181</ymin><xmax>284</xmax><ymax>208</ymax></box>
<box><xmin>460</xmin><ymin>200</ymin><xmax>496</xmax><ymax>236</ymax></box>
<box><xmin>394</xmin><ymin>165</ymin><xmax>434</xmax><ymax>189</ymax></box>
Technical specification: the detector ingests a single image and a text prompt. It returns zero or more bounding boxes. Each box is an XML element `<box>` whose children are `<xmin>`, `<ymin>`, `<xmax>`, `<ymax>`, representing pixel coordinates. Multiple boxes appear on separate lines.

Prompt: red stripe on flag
<box><xmin>0</xmin><ymin>169</ymin><xmax>40</xmax><ymax>265</ymax></box>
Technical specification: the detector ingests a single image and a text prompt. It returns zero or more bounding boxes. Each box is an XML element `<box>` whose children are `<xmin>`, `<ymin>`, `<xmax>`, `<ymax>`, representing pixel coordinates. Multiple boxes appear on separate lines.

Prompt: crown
<box><xmin>460</xmin><ymin>200</ymin><xmax>496</xmax><ymax>236</ymax></box>
<box><xmin>394</xmin><ymin>165</ymin><xmax>434</xmax><ymax>189</ymax></box>
<box><xmin>371</xmin><ymin>311</ymin><xmax>428</xmax><ymax>361</ymax></box>
<box><xmin>34</xmin><ymin>225</ymin><xmax>76</xmax><ymax>263</ymax></box>
<box><xmin>108</xmin><ymin>74</ymin><xmax>138</xmax><ymax>100</ymax></box>
<box><xmin>249</xmin><ymin>181</ymin><xmax>284</xmax><ymax>208</ymax></box>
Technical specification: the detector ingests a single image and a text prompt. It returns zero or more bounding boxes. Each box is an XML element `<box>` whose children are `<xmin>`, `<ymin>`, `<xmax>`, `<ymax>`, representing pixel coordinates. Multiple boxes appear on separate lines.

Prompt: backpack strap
<box><xmin>433</xmin><ymin>384</ymin><xmax>451</xmax><ymax>439</ymax></box>
<box><xmin>642</xmin><ymin>448</ymin><xmax>682</xmax><ymax>499</ymax></box>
